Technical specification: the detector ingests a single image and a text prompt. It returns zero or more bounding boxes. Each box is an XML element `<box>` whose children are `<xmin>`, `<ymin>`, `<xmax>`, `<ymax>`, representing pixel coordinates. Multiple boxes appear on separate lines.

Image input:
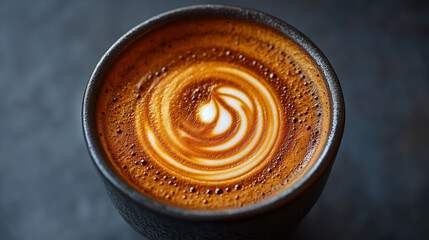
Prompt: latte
<box><xmin>95</xmin><ymin>17</ymin><xmax>330</xmax><ymax>210</ymax></box>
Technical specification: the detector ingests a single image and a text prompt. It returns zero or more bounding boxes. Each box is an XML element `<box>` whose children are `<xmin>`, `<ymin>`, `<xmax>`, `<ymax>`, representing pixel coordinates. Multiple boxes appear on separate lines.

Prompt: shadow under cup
<box><xmin>82</xmin><ymin>5</ymin><xmax>345</xmax><ymax>240</ymax></box>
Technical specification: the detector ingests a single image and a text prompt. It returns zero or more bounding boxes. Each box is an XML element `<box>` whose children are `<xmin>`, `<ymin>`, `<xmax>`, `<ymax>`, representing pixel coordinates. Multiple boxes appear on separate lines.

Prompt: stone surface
<box><xmin>0</xmin><ymin>0</ymin><xmax>428</xmax><ymax>239</ymax></box>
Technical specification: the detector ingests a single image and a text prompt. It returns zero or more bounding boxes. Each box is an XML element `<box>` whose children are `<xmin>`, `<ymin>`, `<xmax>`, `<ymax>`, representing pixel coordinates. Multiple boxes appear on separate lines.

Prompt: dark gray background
<box><xmin>1</xmin><ymin>0</ymin><xmax>428</xmax><ymax>239</ymax></box>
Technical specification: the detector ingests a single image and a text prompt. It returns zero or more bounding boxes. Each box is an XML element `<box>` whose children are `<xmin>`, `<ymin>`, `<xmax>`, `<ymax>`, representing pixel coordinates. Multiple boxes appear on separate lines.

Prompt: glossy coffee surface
<box><xmin>96</xmin><ymin>18</ymin><xmax>330</xmax><ymax>209</ymax></box>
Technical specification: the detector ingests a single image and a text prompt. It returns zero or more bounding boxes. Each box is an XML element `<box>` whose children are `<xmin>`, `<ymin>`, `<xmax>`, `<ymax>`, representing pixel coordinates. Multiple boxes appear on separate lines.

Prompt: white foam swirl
<box><xmin>135</xmin><ymin>62</ymin><xmax>283</xmax><ymax>184</ymax></box>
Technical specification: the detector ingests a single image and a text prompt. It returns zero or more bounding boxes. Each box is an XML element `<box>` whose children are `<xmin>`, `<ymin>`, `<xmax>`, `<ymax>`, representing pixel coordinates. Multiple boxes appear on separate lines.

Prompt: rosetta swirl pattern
<box><xmin>135</xmin><ymin>62</ymin><xmax>283</xmax><ymax>184</ymax></box>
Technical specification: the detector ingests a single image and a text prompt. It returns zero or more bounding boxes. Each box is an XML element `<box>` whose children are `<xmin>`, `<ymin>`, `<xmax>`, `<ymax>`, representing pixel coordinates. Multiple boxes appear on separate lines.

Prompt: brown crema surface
<box><xmin>96</xmin><ymin>18</ymin><xmax>330</xmax><ymax>210</ymax></box>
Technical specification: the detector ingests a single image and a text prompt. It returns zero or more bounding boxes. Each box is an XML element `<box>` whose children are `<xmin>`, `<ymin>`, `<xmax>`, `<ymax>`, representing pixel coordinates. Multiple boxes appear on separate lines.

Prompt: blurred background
<box><xmin>1</xmin><ymin>0</ymin><xmax>428</xmax><ymax>239</ymax></box>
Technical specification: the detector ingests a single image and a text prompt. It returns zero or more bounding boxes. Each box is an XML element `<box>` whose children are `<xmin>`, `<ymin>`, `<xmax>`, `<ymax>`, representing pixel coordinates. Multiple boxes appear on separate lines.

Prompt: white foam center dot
<box><xmin>198</xmin><ymin>99</ymin><xmax>216</xmax><ymax>123</ymax></box>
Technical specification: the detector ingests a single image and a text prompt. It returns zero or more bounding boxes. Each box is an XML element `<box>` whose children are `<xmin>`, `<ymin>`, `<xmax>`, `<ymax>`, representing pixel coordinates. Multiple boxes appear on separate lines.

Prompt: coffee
<box><xmin>95</xmin><ymin>17</ymin><xmax>330</xmax><ymax>210</ymax></box>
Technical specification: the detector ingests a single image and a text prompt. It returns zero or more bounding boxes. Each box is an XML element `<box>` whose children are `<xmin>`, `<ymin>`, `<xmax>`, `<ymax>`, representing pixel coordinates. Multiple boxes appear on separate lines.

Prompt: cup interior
<box><xmin>82</xmin><ymin>4</ymin><xmax>345</xmax><ymax>220</ymax></box>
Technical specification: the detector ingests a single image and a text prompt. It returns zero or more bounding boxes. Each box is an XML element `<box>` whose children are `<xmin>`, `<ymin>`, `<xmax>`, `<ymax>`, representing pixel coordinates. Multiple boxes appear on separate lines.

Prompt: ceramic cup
<box><xmin>82</xmin><ymin>5</ymin><xmax>345</xmax><ymax>240</ymax></box>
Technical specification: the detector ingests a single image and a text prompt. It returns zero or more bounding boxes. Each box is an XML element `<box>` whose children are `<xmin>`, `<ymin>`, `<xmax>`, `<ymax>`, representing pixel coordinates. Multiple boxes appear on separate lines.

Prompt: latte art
<box><xmin>96</xmin><ymin>18</ymin><xmax>330</xmax><ymax>209</ymax></box>
<box><xmin>135</xmin><ymin>62</ymin><xmax>282</xmax><ymax>184</ymax></box>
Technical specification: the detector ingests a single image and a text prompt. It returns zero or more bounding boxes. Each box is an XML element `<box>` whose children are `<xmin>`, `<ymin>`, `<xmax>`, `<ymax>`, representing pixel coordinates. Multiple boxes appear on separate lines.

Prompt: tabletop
<box><xmin>1</xmin><ymin>0</ymin><xmax>428</xmax><ymax>239</ymax></box>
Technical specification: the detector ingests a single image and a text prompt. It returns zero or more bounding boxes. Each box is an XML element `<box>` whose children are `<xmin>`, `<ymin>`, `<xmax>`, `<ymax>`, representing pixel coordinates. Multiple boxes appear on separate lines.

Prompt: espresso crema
<box><xmin>96</xmin><ymin>18</ymin><xmax>330</xmax><ymax>210</ymax></box>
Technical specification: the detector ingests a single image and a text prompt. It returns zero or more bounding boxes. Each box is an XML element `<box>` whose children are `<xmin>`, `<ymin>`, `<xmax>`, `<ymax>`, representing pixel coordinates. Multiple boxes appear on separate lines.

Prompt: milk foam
<box><xmin>135</xmin><ymin>63</ymin><xmax>283</xmax><ymax>184</ymax></box>
<box><xmin>198</xmin><ymin>99</ymin><xmax>216</xmax><ymax>123</ymax></box>
<box><xmin>211</xmin><ymin>101</ymin><xmax>232</xmax><ymax>135</ymax></box>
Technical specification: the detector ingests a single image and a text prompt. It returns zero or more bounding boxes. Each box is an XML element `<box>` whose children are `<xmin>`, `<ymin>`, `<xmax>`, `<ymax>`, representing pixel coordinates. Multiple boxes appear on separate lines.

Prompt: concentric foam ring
<box><xmin>135</xmin><ymin>62</ymin><xmax>283</xmax><ymax>184</ymax></box>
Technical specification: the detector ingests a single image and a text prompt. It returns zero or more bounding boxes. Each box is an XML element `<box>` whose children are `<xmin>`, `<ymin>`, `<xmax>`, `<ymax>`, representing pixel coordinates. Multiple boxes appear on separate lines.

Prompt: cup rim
<box><xmin>82</xmin><ymin>4</ymin><xmax>345</xmax><ymax>221</ymax></box>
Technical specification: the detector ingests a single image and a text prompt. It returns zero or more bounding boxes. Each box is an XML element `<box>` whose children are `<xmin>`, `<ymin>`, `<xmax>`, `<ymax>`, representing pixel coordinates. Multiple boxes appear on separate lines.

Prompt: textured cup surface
<box><xmin>83</xmin><ymin>5</ymin><xmax>344</xmax><ymax>239</ymax></box>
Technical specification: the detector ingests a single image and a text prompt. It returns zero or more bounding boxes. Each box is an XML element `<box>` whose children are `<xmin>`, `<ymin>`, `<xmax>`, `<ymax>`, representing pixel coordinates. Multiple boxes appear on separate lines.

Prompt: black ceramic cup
<box><xmin>82</xmin><ymin>5</ymin><xmax>345</xmax><ymax>240</ymax></box>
